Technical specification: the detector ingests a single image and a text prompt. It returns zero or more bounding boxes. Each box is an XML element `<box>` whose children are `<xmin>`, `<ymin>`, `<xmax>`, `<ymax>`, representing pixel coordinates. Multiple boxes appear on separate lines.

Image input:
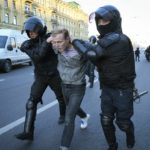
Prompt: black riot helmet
<box><xmin>22</xmin><ymin>17</ymin><xmax>47</xmax><ymax>37</ymax></box>
<box><xmin>89</xmin><ymin>5</ymin><xmax>122</xmax><ymax>36</ymax></box>
<box><xmin>89</xmin><ymin>35</ymin><xmax>97</xmax><ymax>44</ymax></box>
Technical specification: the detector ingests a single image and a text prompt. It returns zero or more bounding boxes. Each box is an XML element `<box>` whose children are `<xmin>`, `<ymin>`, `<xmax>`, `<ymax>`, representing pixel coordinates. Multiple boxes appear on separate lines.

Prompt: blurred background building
<box><xmin>0</xmin><ymin>0</ymin><xmax>88</xmax><ymax>40</ymax></box>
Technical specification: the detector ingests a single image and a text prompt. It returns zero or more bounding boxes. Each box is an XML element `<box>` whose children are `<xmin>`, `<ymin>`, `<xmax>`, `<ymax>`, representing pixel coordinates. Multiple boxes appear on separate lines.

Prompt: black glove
<box><xmin>20</xmin><ymin>40</ymin><xmax>31</xmax><ymax>52</ymax></box>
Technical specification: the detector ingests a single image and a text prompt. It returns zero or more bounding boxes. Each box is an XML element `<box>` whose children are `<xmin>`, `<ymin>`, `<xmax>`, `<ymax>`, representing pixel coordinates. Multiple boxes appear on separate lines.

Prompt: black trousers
<box><xmin>100</xmin><ymin>86</ymin><xmax>134</xmax><ymax>121</ymax></box>
<box><xmin>100</xmin><ymin>86</ymin><xmax>134</xmax><ymax>146</ymax></box>
<box><xmin>29</xmin><ymin>73</ymin><xmax>66</xmax><ymax>116</ymax></box>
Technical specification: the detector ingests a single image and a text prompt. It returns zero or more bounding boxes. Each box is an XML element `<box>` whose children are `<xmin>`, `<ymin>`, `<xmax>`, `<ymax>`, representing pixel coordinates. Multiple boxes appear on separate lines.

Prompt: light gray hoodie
<box><xmin>56</xmin><ymin>47</ymin><xmax>87</xmax><ymax>85</ymax></box>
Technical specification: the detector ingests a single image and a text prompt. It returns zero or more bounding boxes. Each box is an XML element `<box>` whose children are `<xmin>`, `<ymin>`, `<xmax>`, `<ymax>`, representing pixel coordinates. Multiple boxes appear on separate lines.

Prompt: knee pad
<box><xmin>26</xmin><ymin>98</ymin><xmax>37</xmax><ymax>110</ymax></box>
<box><xmin>116</xmin><ymin>120</ymin><xmax>131</xmax><ymax>132</ymax></box>
<box><xmin>101</xmin><ymin>114</ymin><xmax>114</xmax><ymax>127</ymax></box>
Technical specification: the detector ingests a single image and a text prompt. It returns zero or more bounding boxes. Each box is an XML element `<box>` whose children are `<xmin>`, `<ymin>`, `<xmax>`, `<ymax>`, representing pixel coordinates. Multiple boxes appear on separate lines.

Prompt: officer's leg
<box><xmin>101</xmin><ymin>114</ymin><xmax>118</xmax><ymax>150</ymax></box>
<box><xmin>116</xmin><ymin>119</ymin><xmax>135</xmax><ymax>148</ymax></box>
<box><xmin>100</xmin><ymin>88</ymin><xmax>118</xmax><ymax>150</ymax></box>
<box><xmin>15</xmin><ymin>76</ymin><xmax>47</xmax><ymax>140</ymax></box>
<box><xmin>48</xmin><ymin>75</ymin><xmax>66</xmax><ymax>124</ymax></box>
<box><xmin>15</xmin><ymin>98</ymin><xmax>37</xmax><ymax>140</ymax></box>
<box><xmin>115</xmin><ymin>88</ymin><xmax>135</xmax><ymax>148</ymax></box>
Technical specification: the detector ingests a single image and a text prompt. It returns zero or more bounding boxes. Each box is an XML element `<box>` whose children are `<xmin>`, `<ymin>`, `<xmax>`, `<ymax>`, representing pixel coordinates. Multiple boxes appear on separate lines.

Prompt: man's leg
<box><xmin>60</xmin><ymin>84</ymin><xmax>85</xmax><ymax>149</ymax></box>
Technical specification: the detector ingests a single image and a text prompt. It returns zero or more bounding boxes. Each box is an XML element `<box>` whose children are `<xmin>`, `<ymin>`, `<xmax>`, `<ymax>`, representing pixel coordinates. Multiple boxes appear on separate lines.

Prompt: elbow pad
<box><xmin>97</xmin><ymin>33</ymin><xmax>120</xmax><ymax>48</ymax></box>
<box><xmin>20</xmin><ymin>40</ymin><xmax>31</xmax><ymax>52</ymax></box>
<box><xmin>72</xmin><ymin>39</ymin><xmax>88</xmax><ymax>54</ymax></box>
<box><xmin>72</xmin><ymin>39</ymin><xmax>103</xmax><ymax>59</ymax></box>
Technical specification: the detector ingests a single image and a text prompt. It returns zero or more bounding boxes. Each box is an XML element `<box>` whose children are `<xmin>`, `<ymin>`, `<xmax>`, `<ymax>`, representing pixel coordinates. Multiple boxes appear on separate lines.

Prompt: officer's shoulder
<box><xmin>97</xmin><ymin>33</ymin><xmax>120</xmax><ymax>48</ymax></box>
<box><xmin>120</xmin><ymin>34</ymin><xmax>132</xmax><ymax>45</ymax></box>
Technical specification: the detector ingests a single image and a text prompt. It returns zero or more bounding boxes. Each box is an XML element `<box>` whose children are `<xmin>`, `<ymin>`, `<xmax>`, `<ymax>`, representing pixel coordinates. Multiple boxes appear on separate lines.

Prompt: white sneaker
<box><xmin>80</xmin><ymin>114</ymin><xmax>90</xmax><ymax>129</ymax></box>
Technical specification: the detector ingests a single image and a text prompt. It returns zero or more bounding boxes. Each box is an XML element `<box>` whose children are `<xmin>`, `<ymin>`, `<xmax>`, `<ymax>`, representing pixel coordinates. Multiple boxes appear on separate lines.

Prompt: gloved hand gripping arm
<box><xmin>72</xmin><ymin>39</ymin><xmax>103</xmax><ymax>60</ymax></box>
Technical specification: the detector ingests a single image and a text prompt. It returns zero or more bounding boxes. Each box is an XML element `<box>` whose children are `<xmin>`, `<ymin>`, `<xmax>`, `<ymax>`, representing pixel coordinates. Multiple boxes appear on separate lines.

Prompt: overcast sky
<box><xmin>65</xmin><ymin>0</ymin><xmax>150</xmax><ymax>47</ymax></box>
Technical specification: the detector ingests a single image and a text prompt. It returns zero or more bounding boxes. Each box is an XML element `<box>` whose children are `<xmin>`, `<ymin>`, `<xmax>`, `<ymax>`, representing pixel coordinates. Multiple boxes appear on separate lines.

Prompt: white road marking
<box><xmin>0</xmin><ymin>79</ymin><xmax>5</xmax><ymax>82</ymax></box>
<box><xmin>0</xmin><ymin>100</ymin><xmax>58</xmax><ymax>135</ymax></box>
<box><xmin>0</xmin><ymin>79</ymin><xmax>98</xmax><ymax>135</ymax></box>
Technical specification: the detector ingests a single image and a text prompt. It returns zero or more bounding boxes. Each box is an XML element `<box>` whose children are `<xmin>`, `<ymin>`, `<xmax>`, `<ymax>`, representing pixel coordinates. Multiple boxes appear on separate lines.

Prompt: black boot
<box><xmin>126</xmin><ymin>123</ymin><xmax>135</xmax><ymax>148</ymax></box>
<box><xmin>15</xmin><ymin>101</ymin><xmax>37</xmax><ymax>140</ymax></box>
<box><xmin>15</xmin><ymin>132</ymin><xmax>34</xmax><ymax>140</ymax></box>
<box><xmin>108</xmin><ymin>142</ymin><xmax>118</xmax><ymax>150</ymax></box>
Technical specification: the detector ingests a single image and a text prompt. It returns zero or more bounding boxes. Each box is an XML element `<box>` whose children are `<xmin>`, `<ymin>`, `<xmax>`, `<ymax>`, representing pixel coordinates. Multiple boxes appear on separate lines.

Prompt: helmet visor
<box><xmin>24</xmin><ymin>22</ymin><xmax>41</xmax><ymax>33</ymax></box>
<box><xmin>89</xmin><ymin>12</ymin><xmax>95</xmax><ymax>23</ymax></box>
<box><xmin>89</xmin><ymin>7</ymin><xmax>114</xmax><ymax>23</ymax></box>
<box><xmin>95</xmin><ymin>7</ymin><xmax>113</xmax><ymax>21</ymax></box>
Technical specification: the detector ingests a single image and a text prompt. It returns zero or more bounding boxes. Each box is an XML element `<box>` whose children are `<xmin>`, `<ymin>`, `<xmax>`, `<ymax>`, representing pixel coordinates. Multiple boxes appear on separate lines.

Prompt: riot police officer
<box><xmin>86</xmin><ymin>35</ymin><xmax>96</xmax><ymax>88</ymax></box>
<box><xmin>72</xmin><ymin>5</ymin><xmax>136</xmax><ymax>150</ymax></box>
<box><xmin>15</xmin><ymin>17</ymin><xmax>66</xmax><ymax>140</ymax></box>
<box><xmin>135</xmin><ymin>47</ymin><xmax>140</xmax><ymax>61</ymax></box>
<box><xmin>145</xmin><ymin>46</ymin><xmax>150</xmax><ymax>61</ymax></box>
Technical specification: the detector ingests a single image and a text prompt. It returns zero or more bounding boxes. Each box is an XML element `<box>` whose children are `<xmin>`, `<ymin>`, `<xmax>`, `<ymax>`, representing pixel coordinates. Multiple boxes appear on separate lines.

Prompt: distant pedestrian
<box><xmin>135</xmin><ymin>47</ymin><xmax>140</xmax><ymax>61</ymax></box>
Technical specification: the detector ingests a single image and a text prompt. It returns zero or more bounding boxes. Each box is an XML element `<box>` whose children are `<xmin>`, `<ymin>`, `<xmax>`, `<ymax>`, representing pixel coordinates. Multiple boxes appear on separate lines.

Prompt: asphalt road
<box><xmin>0</xmin><ymin>52</ymin><xmax>150</xmax><ymax>150</ymax></box>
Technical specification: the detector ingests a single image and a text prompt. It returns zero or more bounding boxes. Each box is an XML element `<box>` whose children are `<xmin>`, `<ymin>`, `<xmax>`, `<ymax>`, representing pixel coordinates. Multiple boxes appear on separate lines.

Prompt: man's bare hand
<box><xmin>47</xmin><ymin>36</ymin><xmax>53</xmax><ymax>43</ymax></box>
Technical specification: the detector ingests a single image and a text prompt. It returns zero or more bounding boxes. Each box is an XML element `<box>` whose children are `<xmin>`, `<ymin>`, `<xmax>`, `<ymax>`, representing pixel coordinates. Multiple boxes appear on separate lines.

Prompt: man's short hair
<box><xmin>52</xmin><ymin>27</ymin><xmax>70</xmax><ymax>39</ymax></box>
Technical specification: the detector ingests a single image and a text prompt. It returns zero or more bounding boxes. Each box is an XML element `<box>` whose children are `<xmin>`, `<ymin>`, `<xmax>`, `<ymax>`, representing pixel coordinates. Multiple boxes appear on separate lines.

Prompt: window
<box><xmin>4</xmin><ymin>0</ymin><xmax>8</xmax><ymax>7</ymax></box>
<box><xmin>33</xmin><ymin>8</ymin><xmax>36</xmax><ymax>16</ymax></box>
<box><xmin>25</xmin><ymin>4</ymin><xmax>30</xmax><ymax>11</ymax></box>
<box><xmin>9</xmin><ymin>37</ymin><xmax>16</xmax><ymax>48</ymax></box>
<box><xmin>52</xmin><ymin>25</ymin><xmax>55</xmax><ymax>30</ymax></box>
<box><xmin>37</xmin><ymin>10</ymin><xmax>41</xmax><ymax>17</ymax></box>
<box><xmin>13</xmin><ymin>16</ymin><xmax>17</xmax><ymax>25</ymax></box>
<box><xmin>12</xmin><ymin>0</ymin><xmax>16</xmax><ymax>9</ymax></box>
<box><xmin>5</xmin><ymin>13</ymin><xmax>9</xmax><ymax>23</ymax></box>
<box><xmin>42</xmin><ymin>11</ymin><xmax>46</xmax><ymax>18</ymax></box>
<box><xmin>51</xmin><ymin>14</ymin><xmax>54</xmax><ymax>19</ymax></box>
<box><xmin>0</xmin><ymin>36</ymin><xmax>8</xmax><ymax>48</ymax></box>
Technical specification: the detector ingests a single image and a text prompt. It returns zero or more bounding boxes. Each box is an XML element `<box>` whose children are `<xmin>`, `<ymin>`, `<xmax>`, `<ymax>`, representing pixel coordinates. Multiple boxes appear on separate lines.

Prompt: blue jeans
<box><xmin>61</xmin><ymin>83</ymin><xmax>86</xmax><ymax>147</ymax></box>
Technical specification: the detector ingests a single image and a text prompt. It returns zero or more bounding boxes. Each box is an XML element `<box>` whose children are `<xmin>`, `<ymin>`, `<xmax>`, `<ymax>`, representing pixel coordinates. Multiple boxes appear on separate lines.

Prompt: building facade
<box><xmin>0</xmin><ymin>0</ymin><xmax>88</xmax><ymax>40</ymax></box>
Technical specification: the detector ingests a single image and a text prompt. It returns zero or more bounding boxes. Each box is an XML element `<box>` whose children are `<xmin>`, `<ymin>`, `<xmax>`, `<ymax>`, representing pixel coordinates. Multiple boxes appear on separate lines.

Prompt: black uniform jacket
<box><xmin>21</xmin><ymin>34</ymin><xmax>59</xmax><ymax>76</ymax></box>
